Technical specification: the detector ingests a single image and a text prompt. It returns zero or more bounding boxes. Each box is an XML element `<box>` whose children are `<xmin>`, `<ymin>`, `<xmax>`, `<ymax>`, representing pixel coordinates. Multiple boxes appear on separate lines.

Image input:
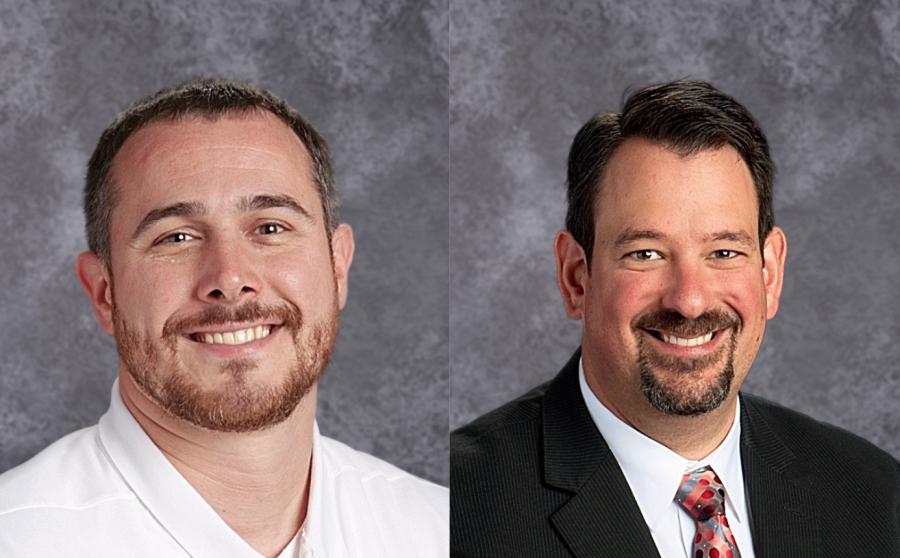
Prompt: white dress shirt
<box><xmin>0</xmin><ymin>380</ymin><xmax>449</xmax><ymax>557</ymax></box>
<box><xmin>578</xmin><ymin>359</ymin><xmax>755</xmax><ymax>558</ymax></box>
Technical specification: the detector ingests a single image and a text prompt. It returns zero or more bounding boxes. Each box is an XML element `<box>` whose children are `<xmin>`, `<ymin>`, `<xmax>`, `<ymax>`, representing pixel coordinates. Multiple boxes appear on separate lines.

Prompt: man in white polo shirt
<box><xmin>0</xmin><ymin>78</ymin><xmax>448</xmax><ymax>557</ymax></box>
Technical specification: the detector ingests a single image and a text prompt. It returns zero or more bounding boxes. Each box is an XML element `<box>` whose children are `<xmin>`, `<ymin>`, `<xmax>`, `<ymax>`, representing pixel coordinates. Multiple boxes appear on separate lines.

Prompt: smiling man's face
<box><xmin>78</xmin><ymin>111</ymin><xmax>353</xmax><ymax>432</ymax></box>
<box><xmin>576</xmin><ymin>138</ymin><xmax>784</xmax><ymax>422</ymax></box>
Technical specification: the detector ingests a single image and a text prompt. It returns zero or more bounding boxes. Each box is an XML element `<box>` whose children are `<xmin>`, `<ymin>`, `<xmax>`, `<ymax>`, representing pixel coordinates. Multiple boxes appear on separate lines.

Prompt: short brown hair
<box><xmin>84</xmin><ymin>78</ymin><xmax>338</xmax><ymax>264</ymax></box>
<box><xmin>565</xmin><ymin>80</ymin><xmax>775</xmax><ymax>266</ymax></box>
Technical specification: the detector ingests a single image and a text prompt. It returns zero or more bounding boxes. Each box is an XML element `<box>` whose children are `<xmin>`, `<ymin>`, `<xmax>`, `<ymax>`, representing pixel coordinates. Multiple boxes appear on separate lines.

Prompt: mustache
<box><xmin>634</xmin><ymin>308</ymin><xmax>740</xmax><ymax>337</ymax></box>
<box><xmin>162</xmin><ymin>301</ymin><xmax>304</xmax><ymax>338</ymax></box>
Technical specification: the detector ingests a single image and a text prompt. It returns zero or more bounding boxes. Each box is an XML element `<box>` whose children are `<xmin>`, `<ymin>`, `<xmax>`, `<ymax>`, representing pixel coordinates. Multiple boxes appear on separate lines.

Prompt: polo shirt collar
<box><xmin>98</xmin><ymin>379</ymin><xmax>322</xmax><ymax>558</ymax></box>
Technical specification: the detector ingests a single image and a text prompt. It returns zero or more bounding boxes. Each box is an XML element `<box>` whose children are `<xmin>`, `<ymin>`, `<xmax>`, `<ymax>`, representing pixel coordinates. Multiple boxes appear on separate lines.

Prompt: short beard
<box><xmin>635</xmin><ymin>309</ymin><xmax>740</xmax><ymax>417</ymax></box>
<box><xmin>113</xmin><ymin>297</ymin><xmax>338</xmax><ymax>433</ymax></box>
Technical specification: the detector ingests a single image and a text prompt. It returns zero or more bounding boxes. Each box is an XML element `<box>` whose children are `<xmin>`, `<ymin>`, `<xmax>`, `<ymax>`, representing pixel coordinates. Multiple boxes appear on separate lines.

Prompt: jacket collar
<box><xmin>740</xmin><ymin>396</ymin><xmax>819</xmax><ymax>557</ymax></box>
<box><xmin>542</xmin><ymin>349</ymin><xmax>662</xmax><ymax>557</ymax></box>
<box><xmin>541</xmin><ymin>350</ymin><xmax>820</xmax><ymax>557</ymax></box>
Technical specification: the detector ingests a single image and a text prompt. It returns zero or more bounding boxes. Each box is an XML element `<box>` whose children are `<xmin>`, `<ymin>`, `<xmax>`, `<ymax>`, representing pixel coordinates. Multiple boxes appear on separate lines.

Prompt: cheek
<box><xmin>113</xmin><ymin>262</ymin><xmax>190</xmax><ymax>325</ymax></box>
<box><xmin>718</xmin><ymin>271</ymin><xmax>767</xmax><ymax>325</ymax></box>
<box><xmin>270</xmin><ymin>252</ymin><xmax>336</xmax><ymax>305</ymax></box>
<box><xmin>597</xmin><ymin>273</ymin><xmax>661</xmax><ymax>320</ymax></box>
<box><xmin>584</xmin><ymin>273</ymin><xmax>658</xmax><ymax>345</ymax></box>
<box><xmin>715</xmin><ymin>272</ymin><xmax>769</xmax><ymax>365</ymax></box>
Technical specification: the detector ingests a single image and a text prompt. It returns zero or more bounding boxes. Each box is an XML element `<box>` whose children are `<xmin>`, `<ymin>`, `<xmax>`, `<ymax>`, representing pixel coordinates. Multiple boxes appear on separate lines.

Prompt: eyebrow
<box><xmin>131</xmin><ymin>194</ymin><xmax>315</xmax><ymax>241</ymax></box>
<box><xmin>132</xmin><ymin>201</ymin><xmax>205</xmax><ymax>240</ymax></box>
<box><xmin>238</xmin><ymin>194</ymin><xmax>314</xmax><ymax>223</ymax></box>
<box><xmin>613</xmin><ymin>228</ymin><xmax>757</xmax><ymax>247</ymax></box>
<box><xmin>614</xmin><ymin>229</ymin><xmax>665</xmax><ymax>247</ymax></box>
<box><xmin>705</xmin><ymin>230</ymin><xmax>756</xmax><ymax>247</ymax></box>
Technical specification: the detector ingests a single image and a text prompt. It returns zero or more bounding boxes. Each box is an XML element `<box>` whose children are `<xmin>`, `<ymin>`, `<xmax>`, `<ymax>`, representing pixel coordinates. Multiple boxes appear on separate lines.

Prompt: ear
<box><xmin>331</xmin><ymin>224</ymin><xmax>355</xmax><ymax>309</ymax></box>
<box><xmin>555</xmin><ymin>229</ymin><xmax>589</xmax><ymax>321</ymax></box>
<box><xmin>76</xmin><ymin>251</ymin><xmax>115</xmax><ymax>335</ymax></box>
<box><xmin>761</xmin><ymin>226</ymin><xmax>787</xmax><ymax>320</ymax></box>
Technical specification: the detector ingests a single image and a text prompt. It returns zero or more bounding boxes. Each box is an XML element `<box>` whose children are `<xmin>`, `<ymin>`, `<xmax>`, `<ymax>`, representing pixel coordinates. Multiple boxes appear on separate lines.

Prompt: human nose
<box><xmin>195</xmin><ymin>237</ymin><xmax>263</xmax><ymax>303</ymax></box>
<box><xmin>659</xmin><ymin>261</ymin><xmax>714</xmax><ymax>319</ymax></box>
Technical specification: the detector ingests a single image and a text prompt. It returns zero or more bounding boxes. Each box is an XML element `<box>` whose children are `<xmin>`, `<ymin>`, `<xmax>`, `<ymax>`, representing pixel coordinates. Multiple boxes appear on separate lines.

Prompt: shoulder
<box><xmin>318</xmin><ymin>435</ymin><xmax>448</xmax><ymax>551</ymax></box>
<box><xmin>741</xmin><ymin>393</ymin><xmax>900</xmax><ymax>475</ymax></box>
<box><xmin>450</xmin><ymin>379</ymin><xmax>549</xmax><ymax>466</ymax></box>
<box><xmin>0</xmin><ymin>426</ymin><xmax>151</xmax><ymax>554</ymax></box>
<box><xmin>0</xmin><ymin>426</ymin><xmax>133</xmax><ymax>514</ymax></box>
<box><xmin>320</xmin><ymin>435</ymin><xmax>448</xmax><ymax>504</ymax></box>
<box><xmin>449</xmin><ymin>363</ymin><xmax>588</xmax><ymax>557</ymax></box>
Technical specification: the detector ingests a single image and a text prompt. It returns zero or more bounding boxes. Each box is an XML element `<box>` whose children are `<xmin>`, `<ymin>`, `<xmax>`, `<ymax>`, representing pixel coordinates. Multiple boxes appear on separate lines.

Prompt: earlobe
<box><xmin>762</xmin><ymin>227</ymin><xmax>787</xmax><ymax>320</ymax></box>
<box><xmin>330</xmin><ymin>224</ymin><xmax>355</xmax><ymax>309</ymax></box>
<box><xmin>554</xmin><ymin>229</ymin><xmax>589</xmax><ymax>321</ymax></box>
<box><xmin>75</xmin><ymin>251</ymin><xmax>115</xmax><ymax>335</ymax></box>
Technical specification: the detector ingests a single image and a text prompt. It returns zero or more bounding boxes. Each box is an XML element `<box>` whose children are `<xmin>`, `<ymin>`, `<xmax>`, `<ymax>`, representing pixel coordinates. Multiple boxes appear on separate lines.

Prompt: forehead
<box><xmin>110</xmin><ymin>111</ymin><xmax>318</xmax><ymax>218</ymax></box>
<box><xmin>595</xmin><ymin>138</ymin><xmax>758</xmax><ymax>239</ymax></box>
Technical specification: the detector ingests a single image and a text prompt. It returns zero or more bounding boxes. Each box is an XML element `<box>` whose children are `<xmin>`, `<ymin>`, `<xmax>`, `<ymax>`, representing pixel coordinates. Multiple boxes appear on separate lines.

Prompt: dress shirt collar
<box><xmin>578</xmin><ymin>358</ymin><xmax>746</xmax><ymax>532</ymax></box>
<box><xmin>98</xmin><ymin>379</ymin><xmax>322</xmax><ymax>558</ymax></box>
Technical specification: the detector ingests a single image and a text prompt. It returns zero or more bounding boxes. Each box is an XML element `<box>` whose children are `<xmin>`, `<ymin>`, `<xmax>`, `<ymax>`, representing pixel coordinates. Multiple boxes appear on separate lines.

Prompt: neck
<box><xmin>119</xmin><ymin>370</ymin><xmax>315</xmax><ymax>558</ymax></box>
<box><xmin>631</xmin><ymin>401</ymin><xmax>736</xmax><ymax>461</ymax></box>
<box><xmin>583</xmin><ymin>361</ymin><xmax>737</xmax><ymax>461</ymax></box>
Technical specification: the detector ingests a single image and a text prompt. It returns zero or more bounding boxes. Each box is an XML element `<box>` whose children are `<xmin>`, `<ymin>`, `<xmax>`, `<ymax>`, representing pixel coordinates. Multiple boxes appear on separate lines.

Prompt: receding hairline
<box><xmin>593</xmin><ymin>137</ymin><xmax>757</xmax><ymax>217</ymax></box>
<box><xmin>106</xmin><ymin>108</ymin><xmax>317</xmax><ymax>213</ymax></box>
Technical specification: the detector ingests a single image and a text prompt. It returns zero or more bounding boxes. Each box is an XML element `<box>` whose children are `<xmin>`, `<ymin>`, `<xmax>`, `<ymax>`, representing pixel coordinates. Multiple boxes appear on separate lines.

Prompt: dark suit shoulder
<box><xmin>451</xmin><ymin>379</ymin><xmax>547</xmax><ymax>453</ymax></box>
<box><xmin>740</xmin><ymin>393</ymin><xmax>900</xmax><ymax>556</ymax></box>
<box><xmin>450</xmin><ymin>357</ymin><xmax>586</xmax><ymax>558</ymax></box>
<box><xmin>741</xmin><ymin>392</ymin><xmax>900</xmax><ymax>474</ymax></box>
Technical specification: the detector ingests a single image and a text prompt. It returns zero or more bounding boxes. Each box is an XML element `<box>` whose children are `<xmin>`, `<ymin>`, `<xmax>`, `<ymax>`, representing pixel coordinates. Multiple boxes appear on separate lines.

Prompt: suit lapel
<box><xmin>741</xmin><ymin>396</ymin><xmax>820</xmax><ymax>558</ymax></box>
<box><xmin>543</xmin><ymin>351</ymin><xmax>661</xmax><ymax>558</ymax></box>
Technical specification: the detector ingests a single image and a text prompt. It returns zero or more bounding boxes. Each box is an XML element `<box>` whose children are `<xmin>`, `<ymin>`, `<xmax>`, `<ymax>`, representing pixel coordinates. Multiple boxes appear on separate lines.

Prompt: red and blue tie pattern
<box><xmin>675</xmin><ymin>467</ymin><xmax>742</xmax><ymax>558</ymax></box>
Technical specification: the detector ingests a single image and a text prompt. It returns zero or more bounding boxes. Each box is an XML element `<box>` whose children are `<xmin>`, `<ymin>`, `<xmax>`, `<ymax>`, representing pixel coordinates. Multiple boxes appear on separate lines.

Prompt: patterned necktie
<box><xmin>675</xmin><ymin>467</ymin><xmax>742</xmax><ymax>558</ymax></box>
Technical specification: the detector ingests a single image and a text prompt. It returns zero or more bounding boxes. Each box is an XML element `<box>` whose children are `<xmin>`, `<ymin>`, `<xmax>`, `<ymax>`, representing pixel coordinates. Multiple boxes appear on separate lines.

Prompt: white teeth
<box><xmin>661</xmin><ymin>332</ymin><xmax>713</xmax><ymax>347</ymax></box>
<box><xmin>196</xmin><ymin>326</ymin><xmax>271</xmax><ymax>346</ymax></box>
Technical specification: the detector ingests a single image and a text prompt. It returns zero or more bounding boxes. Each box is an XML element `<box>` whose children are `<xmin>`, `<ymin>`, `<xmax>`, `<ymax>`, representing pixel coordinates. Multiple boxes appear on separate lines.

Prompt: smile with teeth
<box><xmin>659</xmin><ymin>331</ymin><xmax>714</xmax><ymax>347</ymax></box>
<box><xmin>192</xmin><ymin>325</ymin><xmax>272</xmax><ymax>346</ymax></box>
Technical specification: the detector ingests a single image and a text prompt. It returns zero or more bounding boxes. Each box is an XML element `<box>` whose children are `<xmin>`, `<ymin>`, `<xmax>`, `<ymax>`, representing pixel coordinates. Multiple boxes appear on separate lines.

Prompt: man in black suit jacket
<box><xmin>451</xmin><ymin>81</ymin><xmax>900</xmax><ymax>557</ymax></box>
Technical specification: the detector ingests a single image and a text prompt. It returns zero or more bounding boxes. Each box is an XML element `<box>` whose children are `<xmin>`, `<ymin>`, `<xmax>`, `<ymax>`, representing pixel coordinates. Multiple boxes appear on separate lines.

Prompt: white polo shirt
<box><xmin>0</xmin><ymin>381</ymin><xmax>449</xmax><ymax>557</ymax></box>
<box><xmin>578</xmin><ymin>359</ymin><xmax>756</xmax><ymax>558</ymax></box>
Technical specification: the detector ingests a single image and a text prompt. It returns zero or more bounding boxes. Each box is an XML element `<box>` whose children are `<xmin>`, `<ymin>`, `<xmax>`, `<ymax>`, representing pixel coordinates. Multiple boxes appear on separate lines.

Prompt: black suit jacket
<box><xmin>451</xmin><ymin>350</ymin><xmax>900</xmax><ymax>557</ymax></box>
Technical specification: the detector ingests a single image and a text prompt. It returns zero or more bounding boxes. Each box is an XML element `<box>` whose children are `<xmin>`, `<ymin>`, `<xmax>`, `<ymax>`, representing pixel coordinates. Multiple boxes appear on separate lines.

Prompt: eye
<box><xmin>712</xmin><ymin>249</ymin><xmax>740</xmax><ymax>259</ymax></box>
<box><xmin>159</xmin><ymin>232</ymin><xmax>195</xmax><ymax>244</ymax></box>
<box><xmin>256</xmin><ymin>223</ymin><xmax>285</xmax><ymax>235</ymax></box>
<box><xmin>628</xmin><ymin>250</ymin><xmax>661</xmax><ymax>261</ymax></box>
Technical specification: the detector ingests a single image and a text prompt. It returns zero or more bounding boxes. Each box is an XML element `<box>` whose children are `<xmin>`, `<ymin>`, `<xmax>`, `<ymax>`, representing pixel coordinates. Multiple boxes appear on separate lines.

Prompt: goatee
<box><xmin>634</xmin><ymin>309</ymin><xmax>740</xmax><ymax>417</ymax></box>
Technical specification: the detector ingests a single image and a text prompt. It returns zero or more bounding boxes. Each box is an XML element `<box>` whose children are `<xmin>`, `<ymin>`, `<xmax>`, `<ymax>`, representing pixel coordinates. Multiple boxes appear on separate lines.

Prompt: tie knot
<box><xmin>676</xmin><ymin>467</ymin><xmax>726</xmax><ymax>522</ymax></box>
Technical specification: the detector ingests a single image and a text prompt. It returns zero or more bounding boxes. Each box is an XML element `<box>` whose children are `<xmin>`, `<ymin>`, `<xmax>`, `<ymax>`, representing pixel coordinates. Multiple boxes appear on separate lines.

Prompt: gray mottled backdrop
<box><xmin>0</xmin><ymin>0</ymin><xmax>449</xmax><ymax>486</ymax></box>
<box><xmin>450</xmin><ymin>0</ymin><xmax>900</xmax><ymax>459</ymax></box>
